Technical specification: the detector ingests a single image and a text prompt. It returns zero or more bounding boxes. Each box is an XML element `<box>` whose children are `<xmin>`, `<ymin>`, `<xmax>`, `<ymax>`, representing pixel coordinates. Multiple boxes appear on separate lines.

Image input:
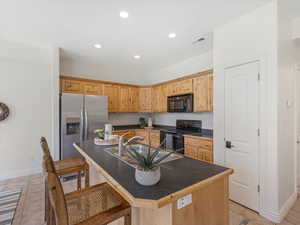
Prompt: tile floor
<box><xmin>0</xmin><ymin>174</ymin><xmax>299</xmax><ymax>225</ymax></box>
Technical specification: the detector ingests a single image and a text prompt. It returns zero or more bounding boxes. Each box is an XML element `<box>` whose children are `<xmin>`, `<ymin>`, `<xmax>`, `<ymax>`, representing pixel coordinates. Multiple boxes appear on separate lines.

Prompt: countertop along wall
<box><xmin>0</xmin><ymin>40</ymin><xmax>59</xmax><ymax>180</ymax></box>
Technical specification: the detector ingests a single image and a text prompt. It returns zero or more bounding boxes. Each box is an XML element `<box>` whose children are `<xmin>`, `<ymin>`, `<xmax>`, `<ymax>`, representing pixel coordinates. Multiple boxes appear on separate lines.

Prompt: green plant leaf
<box><xmin>153</xmin><ymin>152</ymin><xmax>174</xmax><ymax>165</ymax></box>
<box><xmin>149</xmin><ymin>148</ymin><xmax>160</xmax><ymax>163</ymax></box>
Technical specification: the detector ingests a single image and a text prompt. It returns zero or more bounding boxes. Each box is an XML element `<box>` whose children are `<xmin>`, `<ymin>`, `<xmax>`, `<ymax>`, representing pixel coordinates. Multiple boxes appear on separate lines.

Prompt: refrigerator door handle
<box><xmin>80</xmin><ymin>108</ymin><xmax>84</xmax><ymax>143</ymax></box>
<box><xmin>84</xmin><ymin>110</ymin><xmax>88</xmax><ymax>140</ymax></box>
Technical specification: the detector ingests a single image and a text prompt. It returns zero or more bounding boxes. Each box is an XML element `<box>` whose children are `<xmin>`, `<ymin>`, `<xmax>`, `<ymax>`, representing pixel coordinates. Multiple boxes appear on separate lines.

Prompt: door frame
<box><xmin>223</xmin><ymin>60</ymin><xmax>261</xmax><ymax>211</ymax></box>
<box><xmin>214</xmin><ymin>55</ymin><xmax>279</xmax><ymax>219</ymax></box>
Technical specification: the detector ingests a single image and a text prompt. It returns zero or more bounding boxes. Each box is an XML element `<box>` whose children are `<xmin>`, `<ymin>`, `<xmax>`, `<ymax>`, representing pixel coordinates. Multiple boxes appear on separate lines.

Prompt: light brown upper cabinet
<box><xmin>152</xmin><ymin>84</ymin><xmax>168</xmax><ymax>113</ymax></box>
<box><xmin>119</xmin><ymin>86</ymin><xmax>131</xmax><ymax>112</ymax></box>
<box><xmin>61</xmin><ymin>79</ymin><xmax>83</xmax><ymax>94</ymax></box>
<box><xmin>152</xmin><ymin>85</ymin><xmax>162</xmax><ymax>113</ymax></box>
<box><xmin>129</xmin><ymin>87</ymin><xmax>140</xmax><ymax>113</ymax></box>
<box><xmin>139</xmin><ymin>87</ymin><xmax>152</xmax><ymax>113</ymax></box>
<box><xmin>193</xmin><ymin>73</ymin><xmax>213</xmax><ymax>112</ymax></box>
<box><xmin>83</xmin><ymin>82</ymin><xmax>103</xmax><ymax>95</ymax></box>
<box><xmin>160</xmin><ymin>84</ymin><xmax>168</xmax><ymax>113</ymax></box>
<box><xmin>168</xmin><ymin>79</ymin><xmax>193</xmax><ymax>96</ymax></box>
<box><xmin>103</xmin><ymin>84</ymin><xmax>119</xmax><ymax>112</ymax></box>
<box><xmin>60</xmin><ymin>69</ymin><xmax>213</xmax><ymax>113</ymax></box>
<box><xmin>119</xmin><ymin>86</ymin><xmax>139</xmax><ymax>113</ymax></box>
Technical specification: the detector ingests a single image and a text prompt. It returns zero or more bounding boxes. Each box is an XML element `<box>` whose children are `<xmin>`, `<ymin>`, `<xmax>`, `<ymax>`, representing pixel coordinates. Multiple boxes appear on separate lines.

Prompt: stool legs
<box><xmin>85</xmin><ymin>163</ymin><xmax>90</xmax><ymax>188</ymax></box>
<box><xmin>125</xmin><ymin>212</ymin><xmax>131</xmax><ymax>225</ymax></box>
<box><xmin>77</xmin><ymin>171</ymin><xmax>82</xmax><ymax>190</ymax></box>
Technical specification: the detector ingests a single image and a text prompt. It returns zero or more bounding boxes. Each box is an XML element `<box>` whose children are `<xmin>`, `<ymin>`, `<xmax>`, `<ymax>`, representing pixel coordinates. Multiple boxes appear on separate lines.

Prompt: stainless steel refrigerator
<box><xmin>60</xmin><ymin>93</ymin><xmax>108</xmax><ymax>159</ymax></box>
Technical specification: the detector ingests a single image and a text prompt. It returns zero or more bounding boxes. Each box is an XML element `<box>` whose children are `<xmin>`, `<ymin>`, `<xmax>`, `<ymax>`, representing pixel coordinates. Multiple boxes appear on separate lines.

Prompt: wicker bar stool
<box><xmin>41</xmin><ymin>137</ymin><xmax>89</xmax><ymax>190</ymax></box>
<box><xmin>44</xmin><ymin>158</ymin><xmax>131</xmax><ymax>225</ymax></box>
<box><xmin>41</xmin><ymin>137</ymin><xmax>90</xmax><ymax>225</ymax></box>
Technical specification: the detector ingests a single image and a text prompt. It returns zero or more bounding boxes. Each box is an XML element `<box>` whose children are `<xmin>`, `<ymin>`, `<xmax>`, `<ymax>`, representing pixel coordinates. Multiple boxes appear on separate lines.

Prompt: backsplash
<box><xmin>152</xmin><ymin>112</ymin><xmax>213</xmax><ymax>129</ymax></box>
<box><xmin>108</xmin><ymin>113</ymin><xmax>150</xmax><ymax>126</ymax></box>
<box><xmin>108</xmin><ymin>112</ymin><xmax>213</xmax><ymax>130</ymax></box>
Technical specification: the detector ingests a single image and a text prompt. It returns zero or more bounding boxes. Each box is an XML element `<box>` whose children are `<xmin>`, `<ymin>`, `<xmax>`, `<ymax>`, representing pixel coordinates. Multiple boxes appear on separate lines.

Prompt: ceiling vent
<box><xmin>193</xmin><ymin>37</ymin><xmax>205</xmax><ymax>44</ymax></box>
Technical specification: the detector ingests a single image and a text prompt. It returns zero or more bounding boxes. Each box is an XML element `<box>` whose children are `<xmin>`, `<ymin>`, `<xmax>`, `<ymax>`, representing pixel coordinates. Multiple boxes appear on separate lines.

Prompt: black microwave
<box><xmin>167</xmin><ymin>94</ymin><xmax>193</xmax><ymax>113</ymax></box>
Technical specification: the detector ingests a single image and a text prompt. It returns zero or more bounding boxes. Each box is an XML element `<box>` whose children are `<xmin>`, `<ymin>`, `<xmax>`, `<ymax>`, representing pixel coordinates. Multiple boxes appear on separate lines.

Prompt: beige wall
<box><xmin>0</xmin><ymin>40</ymin><xmax>59</xmax><ymax>180</ymax></box>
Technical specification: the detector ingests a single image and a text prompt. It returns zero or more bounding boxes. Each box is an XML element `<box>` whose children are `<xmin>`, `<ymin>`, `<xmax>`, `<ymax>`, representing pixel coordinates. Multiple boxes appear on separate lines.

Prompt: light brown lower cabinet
<box><xmin>148</xmin><ymin>130</ymin><xmax>161</xmax><ymax>148</ymax></box>
<box><xmin>112</xmin><ymin>128</ymin><xmax>161</xmax><ymax>147</ymax></box>
<box><xmin>184</xmin><ymin>135</ymin><xmax>213</xmax><ymax>163</ymax></box>
<box><xmin>134</xmin><ymin>129</ymin><xmax>149</xmax><ymax>145</ymax></box>
<box><xmin>112</xmin><ymin>130</ymin><xmax>136</xmax><ymax>139</ymax></box>
<box><xmin>103</xmin><ymin>84</ymin><xmax>120</xmax><ymax>112</ymax></box>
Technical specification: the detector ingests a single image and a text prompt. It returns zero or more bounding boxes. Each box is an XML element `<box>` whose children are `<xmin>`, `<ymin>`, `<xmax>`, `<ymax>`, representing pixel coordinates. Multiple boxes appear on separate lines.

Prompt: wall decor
<box><xmin>0</xmin><ymin>103</ymin><xmax>9</xmax><ymax>121</ymax></box>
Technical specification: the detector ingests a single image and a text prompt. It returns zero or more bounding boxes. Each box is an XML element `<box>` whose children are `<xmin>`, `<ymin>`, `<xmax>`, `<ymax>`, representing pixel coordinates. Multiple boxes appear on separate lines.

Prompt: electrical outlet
<box><xmin>177</xmin><ymin>194</ymin><xmax>192</xmax><ymax>209</ymax></box>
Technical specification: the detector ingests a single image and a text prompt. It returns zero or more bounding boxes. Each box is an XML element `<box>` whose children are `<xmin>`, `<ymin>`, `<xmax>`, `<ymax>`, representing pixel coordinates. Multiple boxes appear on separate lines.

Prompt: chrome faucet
<box><xmin>118</xmin><ymin>133</ymin><xmax>144</xmax><ymax>156</ymax></box>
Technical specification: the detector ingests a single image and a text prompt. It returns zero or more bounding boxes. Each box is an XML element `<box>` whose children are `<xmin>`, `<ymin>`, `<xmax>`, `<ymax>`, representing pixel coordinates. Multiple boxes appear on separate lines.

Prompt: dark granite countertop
<box><xmin>75</xmin><ymin>140</ymin><xmax>230</xmax><ymax>203</ymax></box>
<box><xmin>113</xmin><ymin>124</ymin><xmax>213</xmax><ymax>138</ymax></box>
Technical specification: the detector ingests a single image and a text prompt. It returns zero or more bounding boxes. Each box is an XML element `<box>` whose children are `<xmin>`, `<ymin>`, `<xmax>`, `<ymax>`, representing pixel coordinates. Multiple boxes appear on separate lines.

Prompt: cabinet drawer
<box><xmin>113</xmin><ymin>130</ymin><xmax>135</xmax><ymax>138</ymax></box>
<box><xmin>184</xmin><ymin>137</ymin><xmax>212</xmax><ymax>150</ymax></box>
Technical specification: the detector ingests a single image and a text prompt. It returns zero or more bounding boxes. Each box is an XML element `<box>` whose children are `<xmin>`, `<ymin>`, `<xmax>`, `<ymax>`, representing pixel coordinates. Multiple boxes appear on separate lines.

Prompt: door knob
<box><xmin>226</xmin><ymin>141</ymin><xmax>234</xmax><ymax>149</ymax></box>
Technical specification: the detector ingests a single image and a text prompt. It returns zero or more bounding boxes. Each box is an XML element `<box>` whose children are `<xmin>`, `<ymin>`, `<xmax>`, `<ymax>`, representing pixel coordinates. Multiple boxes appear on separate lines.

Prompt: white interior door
<box><xmin>224</xmin><ymin>61</ymin><xmax>260</xmax><ymax>211</ymax></box>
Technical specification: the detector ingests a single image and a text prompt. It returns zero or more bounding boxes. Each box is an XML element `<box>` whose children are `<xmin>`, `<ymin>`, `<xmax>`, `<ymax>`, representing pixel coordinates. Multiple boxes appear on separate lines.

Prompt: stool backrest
<box><xmin>40</xmin><ymin>137</ymin><xmax>56</xmax><ymax>173</ymax></box>
<box><xmin>47</xmin><ymin>172</ymin><xmax>69</xmax><ymax>225</ymax></box>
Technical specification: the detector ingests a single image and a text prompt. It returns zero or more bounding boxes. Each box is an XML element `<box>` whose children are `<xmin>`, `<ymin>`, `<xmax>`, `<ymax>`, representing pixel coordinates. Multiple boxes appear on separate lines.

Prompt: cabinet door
<box><xmin>103</xmin><ymin>84</ymin><xmax>119</xmax><ymax>112</ymax></box>
<box><xmin>177</xmin><ymin>79</ymin><xmax>193</xmax><ymax>95</ymax></box>
<box><xmin>149</xmin><ymin>130</ymin><xmax>161</xmax><ymax>148</ymax></box>
<box><xmin>167</xmin><ymin>83</ymin><xmax>176</xmax><ymax>96</ymax></box>
<box><xmin>113</xmin><ymin>130</ymin><xmax>136</xmax><ymax>139</ymax></box>
<box><xmin>130</xmin><ymin>87</ymin><xmax>139</xmax><ymax>113</ymax></box>
<box><xmin>83</xmin><ymin>82</ymin><xmax>103</xmax><ymax>95</ymax></box>
<box><xmin>151</xmin><ymin>86</ymin><xmax>160</xmax><ymax>113</ymax></box>
<box><xmin>119</xmin><ymin>86</ymin><xmax>130</xmax><ymax>112</ymax></box>
<box><xmin>151</xmin><ymin>85</ymin><xmax>167</xmax><ymax>113</ymax></box>
<box><xmin>208</xmin><ymin>74</ymin><xmax>213</xmax><ymax>112</ymax></box>
<box><xmin>184</xmin><ymin>136</ymin><xmax>213</xmax><ymax>163</ymax></box>
<box><xmin>160</xmin><ymin>85</ymin><xmax>168</xmax><ymax>112</ymax></box>
<box><xmin>139</xmin><ymin>88</ymin><xmax>152</xmax><ymax>113</ymax></box>
<box><xmin>61</xmin><ymin>79</ymin><xmax>83</xmax><ymax>94</ymax></box>
<box><xmin>134</xmin><ymin>130</ymin><xmax>149</xmax><ymax>145</ymax></box>
<box><xmin>193</xmin><ymin>75</ymin><xmax>210</xmax><ymax>112</ymax></box>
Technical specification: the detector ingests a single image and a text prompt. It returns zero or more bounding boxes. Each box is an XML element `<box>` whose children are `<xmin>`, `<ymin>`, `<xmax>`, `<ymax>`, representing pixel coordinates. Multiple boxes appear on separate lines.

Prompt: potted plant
<box><xmin>139</xmin><ymin>117</ymin><xmax>146</xmax><ymax>128</ymax></box>
<box><xmin>127</xmin><ymin>146</ymin><xmax>176</xmax><ymax>186</ymax></box>
<box><xmin>94</xmin><ymin>129</ymin><xmax>105</xmax><ymax>139</ymax></box>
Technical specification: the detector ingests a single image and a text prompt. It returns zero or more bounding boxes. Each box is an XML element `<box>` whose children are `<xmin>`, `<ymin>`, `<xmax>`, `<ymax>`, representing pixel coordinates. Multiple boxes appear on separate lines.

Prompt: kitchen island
<box><xmin>74</xmin><ymin>140</ymin><xmax>233</xmax><ymax>225</ymax></box>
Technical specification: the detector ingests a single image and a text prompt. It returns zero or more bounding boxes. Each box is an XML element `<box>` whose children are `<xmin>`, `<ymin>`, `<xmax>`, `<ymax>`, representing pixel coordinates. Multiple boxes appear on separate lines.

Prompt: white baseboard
<box><xmin>260</xmin><ymin>191</ymin><xmax>298</xmax><ymax>223</ymax></box>
<box><xmin>0</xmin><ymin>167</ymin><xmax>41</xmax><ymax>181</ymax></box>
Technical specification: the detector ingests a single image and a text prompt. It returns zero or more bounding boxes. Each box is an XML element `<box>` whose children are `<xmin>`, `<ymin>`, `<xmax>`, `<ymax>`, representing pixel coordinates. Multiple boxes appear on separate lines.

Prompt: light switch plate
<box><xmin>177</xmin><ymin>194</ymin><xmax>192</xmax><ymax>209</ymax></box>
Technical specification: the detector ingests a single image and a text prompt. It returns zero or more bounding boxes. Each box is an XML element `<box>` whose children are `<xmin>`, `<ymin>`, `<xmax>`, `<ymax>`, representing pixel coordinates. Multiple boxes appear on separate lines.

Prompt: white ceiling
<box><xmin>0</xmin><ymin>0</ymin><xmax>271</xmax><ymax>80</ymax></box>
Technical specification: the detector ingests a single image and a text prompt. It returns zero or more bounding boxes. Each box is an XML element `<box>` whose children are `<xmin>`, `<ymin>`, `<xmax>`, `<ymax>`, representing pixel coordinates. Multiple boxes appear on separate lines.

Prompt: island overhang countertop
<box><xmin>74</xmin><ymin>140</ymin><xmax>233</xmax><ymax>209</ymax></box>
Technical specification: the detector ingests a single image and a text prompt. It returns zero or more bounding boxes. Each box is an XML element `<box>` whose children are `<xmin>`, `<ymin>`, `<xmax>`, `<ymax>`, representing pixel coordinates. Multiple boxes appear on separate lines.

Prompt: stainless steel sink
<box><xmin>104</xmin><ymin>144</ymin><xmax>183</xmax><ymax>168</ymax></box>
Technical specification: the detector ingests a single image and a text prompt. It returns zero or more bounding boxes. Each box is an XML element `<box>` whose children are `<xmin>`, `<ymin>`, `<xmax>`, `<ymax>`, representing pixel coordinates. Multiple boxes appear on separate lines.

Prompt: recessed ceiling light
<box><xmin>120</xmin><ymin>11</ymin><xmax>129</xmax><ymax>19</ymax></box>
<box><xmin>168</xmin><ymin>33</ymin><xmax>176</xmax><ymax>39</ymax></box>
<box><xmin>94</xmin><ymin>44</ymin><xmax>102</xmax><ymax>49</ymax></box>
<box><xmin>133</xmin><ymin>55</ymin><xmax>141</xmax><ymax>59</ymax></box>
